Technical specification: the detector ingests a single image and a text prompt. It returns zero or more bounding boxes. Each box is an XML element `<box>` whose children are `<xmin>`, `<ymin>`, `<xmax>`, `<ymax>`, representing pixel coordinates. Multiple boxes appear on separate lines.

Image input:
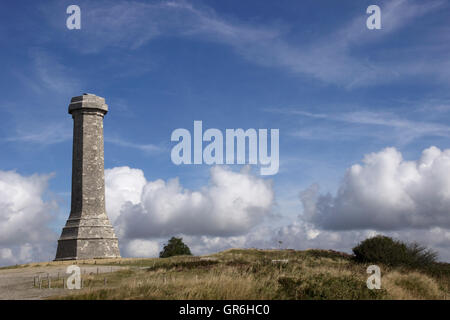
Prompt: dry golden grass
<box><xmin>383</xmin><ymin>271</ymin><xmax>446</xmax><ymax>299</ymax></box>
<box><xmin>45</xmin><ymin>248</ymin><xmax>448</xmax><ymax>300</ymax></box>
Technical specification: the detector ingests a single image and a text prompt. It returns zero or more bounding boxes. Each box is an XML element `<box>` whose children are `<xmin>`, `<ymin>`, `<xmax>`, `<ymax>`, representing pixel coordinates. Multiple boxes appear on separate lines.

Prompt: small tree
<box><xmin>159</xmin><ymin>237</ymin><xmax>192</xmax><ymax>258</ymax></box>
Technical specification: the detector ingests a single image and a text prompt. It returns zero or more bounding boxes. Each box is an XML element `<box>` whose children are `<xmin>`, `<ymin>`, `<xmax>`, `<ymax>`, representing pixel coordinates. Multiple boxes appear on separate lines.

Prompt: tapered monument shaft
<box><xmin>55</xmin><ymin>94</ymin><xmax>120</xmax><ymax>260</ymax></box>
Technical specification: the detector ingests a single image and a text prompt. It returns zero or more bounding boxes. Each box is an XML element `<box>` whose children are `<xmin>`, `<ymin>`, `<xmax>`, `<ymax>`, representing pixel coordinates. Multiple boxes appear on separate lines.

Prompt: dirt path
<box><xmin>0</xmin><ymin>265</ymin><xmax>124</xmax><ymax>300</ymax></box>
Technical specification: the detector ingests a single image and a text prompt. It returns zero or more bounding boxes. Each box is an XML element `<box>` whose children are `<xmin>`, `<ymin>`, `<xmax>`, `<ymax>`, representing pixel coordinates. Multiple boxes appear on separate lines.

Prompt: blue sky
<box><xmin>1</xmin><ymin>0</ymin><xmax>450</xmax><ymax>265</ymax></box>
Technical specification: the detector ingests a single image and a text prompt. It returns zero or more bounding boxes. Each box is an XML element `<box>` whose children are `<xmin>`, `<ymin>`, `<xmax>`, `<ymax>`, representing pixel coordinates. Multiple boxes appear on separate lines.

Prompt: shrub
<box><xmin>146</xmin><ymin>259</ymin><xmax>218</xmax><ymax>272</ymax></box>
<box><xmin>159</xmin><ymin>237</ymin><xmax>192</xmax><ymax>258</ymax></box>
<box><xmin>277</xmin><ymin>274</ymin><xmax>386</xmax><ymax>300</ymax></box>
<box><xmin>306</xmin><ymin>249</ymin><xmax>352</xmax><ymax>260</ymax></box>
<box><xmin>352</xmin><ymin>235</ymin><xmax>437</xmax><ymax>268</ymax></box>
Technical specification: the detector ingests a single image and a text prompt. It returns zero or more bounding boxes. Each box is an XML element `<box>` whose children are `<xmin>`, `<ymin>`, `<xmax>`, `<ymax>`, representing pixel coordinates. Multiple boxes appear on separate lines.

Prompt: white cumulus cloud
<box><xmin>105</xmin><ymin>166</ymin><xmax>274</xmax><ymax>241</ymax></box>
<box><xmin>301</xmin><ymin>146</ymin><xmax>450</xmax><ymax>230</ymax></box>
<box><xmin>0</xmin><ymin>170</ymin><xmax>57</xmax><ymax>266</ymax></box>
<box><xmin>122</xmin><ymin>239</ymin><xmax>160</xmax><ymax>258</ymax></box>
<box><xmin>105</xmin><ymin>166</ymin><xmax>147</xmax><ymax>224</ymax></box>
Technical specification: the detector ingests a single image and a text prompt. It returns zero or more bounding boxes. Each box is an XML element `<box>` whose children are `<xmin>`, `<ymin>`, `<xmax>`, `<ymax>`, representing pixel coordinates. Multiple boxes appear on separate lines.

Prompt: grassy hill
<box><xmin>41</xmin><ymin>248</ymin><xmax>450</xmax><ymax>300</ymax></box>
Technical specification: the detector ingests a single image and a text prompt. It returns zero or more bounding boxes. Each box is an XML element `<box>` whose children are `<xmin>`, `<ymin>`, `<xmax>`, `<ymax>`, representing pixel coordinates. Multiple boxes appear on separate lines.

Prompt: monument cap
<box><xmin>68</xmin><ymin>93</ymin><xmax>108</xmax><ymax>114</ymax></box>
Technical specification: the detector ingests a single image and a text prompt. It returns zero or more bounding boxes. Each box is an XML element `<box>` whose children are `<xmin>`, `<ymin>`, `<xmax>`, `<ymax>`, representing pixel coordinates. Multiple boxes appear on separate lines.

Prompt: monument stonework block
<box><xmin>55</xmin><ymin>94</ymin><xmax>121</xmax><ymax>260</ymax></box>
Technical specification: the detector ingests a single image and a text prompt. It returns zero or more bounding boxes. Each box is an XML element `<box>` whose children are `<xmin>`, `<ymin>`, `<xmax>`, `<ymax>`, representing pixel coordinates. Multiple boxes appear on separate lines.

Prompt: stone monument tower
<box><xmin>55</xmin><ymin>94</ymin><xmax>120</xmax><ymax>260</ymax></box>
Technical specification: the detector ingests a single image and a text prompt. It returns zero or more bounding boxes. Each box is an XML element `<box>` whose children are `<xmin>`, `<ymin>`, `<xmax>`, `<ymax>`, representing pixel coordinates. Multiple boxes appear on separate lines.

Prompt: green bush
<box><xmin>159</xmin><ymin>237</ymin><xmax>192</xmax><ymax>258</ymax></box>
<box><xmin>352</xmin><ymin>235</ymin><xmax>437</xmax><ymax>268</ymax></box>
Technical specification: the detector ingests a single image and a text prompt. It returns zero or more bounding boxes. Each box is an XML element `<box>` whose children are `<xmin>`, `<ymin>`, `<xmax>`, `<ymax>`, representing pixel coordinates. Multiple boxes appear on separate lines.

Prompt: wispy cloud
<box><xmin>56</xmin><ymin>0</ymin><xmax>280</xmax><ymax>53</ymax></box>
<box><xmin>4</xmin><ymin>124</ymin><xmax>166</xmax><ymax>154</ymax></box>
<box><xmin>32</xmin><ymin>49</ymin><xmax>80</xmax><ymax>94</ymax></box>
<box><xmin>13</xmin><ymin>48</ymin><xmax>81</xmax><ymax>96</ymax></box>
<box><xmin>105</xmin><ymin>136</ymin><xmax>165</xmax><ymax>154</ymax></box>
<box><xmin>267</xmin><ymin>108</ymin><xmax>450</xmax><ymax>144</ymax></box>
<box><xmin>5</xmin><ymin>122</ymin><xmax>71</xmax><ymax>145</ymax></box>
<box><xmin>4</xmin><ymin>47</ymin><xmax>82</xmax><ymax>148</ymax></box>
<box><xmin>47</xmin><ymin>0</ymin><xmax>448</xmax><ymax>87</ymax></box>
<box><xmin>237</xmin><ymin>0</ymin><xmax>446</xmax><ymax>88</ymax></box>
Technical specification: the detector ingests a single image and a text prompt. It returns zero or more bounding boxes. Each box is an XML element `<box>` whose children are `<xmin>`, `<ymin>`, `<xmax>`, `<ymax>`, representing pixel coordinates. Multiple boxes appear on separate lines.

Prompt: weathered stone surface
<box><xmin>55</xmin><ymin>94</ymin><xmax>120</xmax><ymax>261</ymax></box>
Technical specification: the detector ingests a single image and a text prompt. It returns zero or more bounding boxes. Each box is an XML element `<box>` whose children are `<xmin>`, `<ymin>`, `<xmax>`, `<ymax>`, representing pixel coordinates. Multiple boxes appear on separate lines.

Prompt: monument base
<box><xmin>55</xmin><ymin>238</ymin><xmax>121</xmax><ymax>261</ymax></box>
<box><xmin>55</xmin><ymin>216</ymin><xmax>121</xmax><ymax>261</ymax></box>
